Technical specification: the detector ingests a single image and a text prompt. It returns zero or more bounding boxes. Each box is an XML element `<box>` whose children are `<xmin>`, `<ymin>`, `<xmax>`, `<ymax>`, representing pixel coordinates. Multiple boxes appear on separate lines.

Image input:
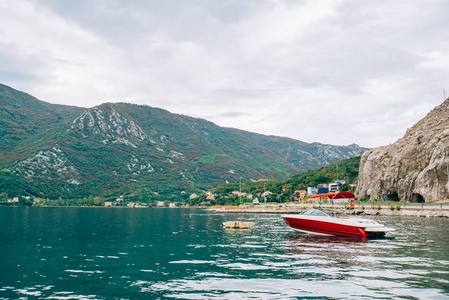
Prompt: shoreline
<box><xmin>209</xmin><ymin>203</ymin><xmax>449</xmax><ymax>218</ymax></box>
<box><xmin>2</xmin><ymin>204</ymin><xmax>449</xmax><ymax>217</ymax></box>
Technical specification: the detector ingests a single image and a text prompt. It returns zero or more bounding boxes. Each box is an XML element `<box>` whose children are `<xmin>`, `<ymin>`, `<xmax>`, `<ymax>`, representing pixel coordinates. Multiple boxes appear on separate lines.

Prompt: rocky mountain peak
<box><xmin>356</xmin><ymin>98</ymin><xmax>449</xmax><ymax>202</ymax></box>
<box><xmin>404</xmin><ymin>98</ymin><xmax>449</xmax><ymax>137</ymax></box>
<box><xmin>70</xmin><ymin>104</ymin><xmax>148</xmax><ymax>147</ymax></box>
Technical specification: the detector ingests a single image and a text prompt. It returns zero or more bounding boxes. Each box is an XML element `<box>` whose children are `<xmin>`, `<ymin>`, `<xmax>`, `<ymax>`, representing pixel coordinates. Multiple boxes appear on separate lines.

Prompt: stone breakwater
<box><xmin>210</xmin><ymin>203</ymin><xmax>449</xmax><ymax>218</ymax></box>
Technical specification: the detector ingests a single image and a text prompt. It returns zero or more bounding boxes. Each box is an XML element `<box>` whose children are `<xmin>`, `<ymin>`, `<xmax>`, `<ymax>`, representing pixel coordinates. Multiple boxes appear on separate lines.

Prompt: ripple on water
<box><xmin>64</xmin><ymin>270</ymin><xmax>105</xmax><ymax>274</ymax></box>
<box><xmin>170</xmin><ymin>260</ymin><xmax>216</xmax><ymax>264</ymax></box>
<box><xmin>1</xmin><ymin>209</ymin><xmax>449</xmax><ymax>299</ymax></box>
<box><xmin>131</xmin><ymin>277</ymin><xmax>445</xmax><ymax>299</ymax></box>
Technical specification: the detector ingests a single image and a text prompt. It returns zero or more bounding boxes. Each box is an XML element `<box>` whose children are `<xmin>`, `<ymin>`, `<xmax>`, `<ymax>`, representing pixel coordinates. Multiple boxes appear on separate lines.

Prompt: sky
<box><xmin>1</xmin><ymin>0</ymin><xmax>448</xmax><ymax>148</ymax></box>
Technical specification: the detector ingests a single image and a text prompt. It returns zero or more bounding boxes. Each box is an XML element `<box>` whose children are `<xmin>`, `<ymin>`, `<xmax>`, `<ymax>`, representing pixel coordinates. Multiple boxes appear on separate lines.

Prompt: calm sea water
<box><xmin>0</xmin><ymin>207</ymin><xmax>448</xmax><ymax>299</ymax></box>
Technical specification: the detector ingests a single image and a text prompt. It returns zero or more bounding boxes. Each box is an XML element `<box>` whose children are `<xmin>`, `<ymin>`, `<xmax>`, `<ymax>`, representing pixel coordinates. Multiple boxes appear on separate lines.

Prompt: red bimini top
<box><xmin>311</xmin><ymin>192</ymin><xmax>355</xmax><ymax>199</ymax></box>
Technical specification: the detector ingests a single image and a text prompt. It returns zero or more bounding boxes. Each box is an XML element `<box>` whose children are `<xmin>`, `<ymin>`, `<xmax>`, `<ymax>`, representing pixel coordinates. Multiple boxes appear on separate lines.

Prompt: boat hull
<box><xmin>282</xmin><ymin>215</ymin><xmax>386</xmax><ymax>238</ymax></box>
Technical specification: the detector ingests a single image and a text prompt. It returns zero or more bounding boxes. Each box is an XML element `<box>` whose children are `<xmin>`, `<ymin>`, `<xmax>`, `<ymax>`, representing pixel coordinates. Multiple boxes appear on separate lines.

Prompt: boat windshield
<box><xmin>301</xmin><ymin>208</ymin><xmax>329</xmax><ymax>216</ymax></box>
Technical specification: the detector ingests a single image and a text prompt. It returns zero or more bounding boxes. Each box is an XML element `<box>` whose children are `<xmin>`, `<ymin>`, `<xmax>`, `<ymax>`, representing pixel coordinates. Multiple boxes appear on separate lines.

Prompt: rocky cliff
<box><xmin>356</xmin><ymin>98</ymin><xmax>449</xmax><ymax>202</ymax></box>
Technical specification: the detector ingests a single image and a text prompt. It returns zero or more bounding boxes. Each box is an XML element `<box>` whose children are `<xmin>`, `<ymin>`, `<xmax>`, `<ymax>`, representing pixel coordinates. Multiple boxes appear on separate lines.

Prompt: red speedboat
<box><xmin>282</xmin><ymin>208</ymin><xmax>394</xmax><ymax>238</ymax></box>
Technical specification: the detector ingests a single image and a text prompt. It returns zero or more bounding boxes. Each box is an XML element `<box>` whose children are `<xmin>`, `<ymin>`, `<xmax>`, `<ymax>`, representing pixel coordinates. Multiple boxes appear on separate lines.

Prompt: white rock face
<box><xmin>169</xmin><ymin>150</ymin><xmax>185</xmax><ymax>160</ymax></box>
<box><xmin>14</xmin><ymin>147</ymin><xmax>81</xmax><ymax>184</ymax></box>
<box><xmin>126</xmin><ymin>155</ymin><xmax>154</xmax><ymax>173</ymax></box>
<box><xmin>283</xmin><ymin>143</ymin><xmax>364</xmax><ymax>169</ymax></box>
<box><xmin>356</xmin><ymin>98</ymin><xmax>449</xmax><ymax>202</ymax></box>
<box><xmin>71</xmin><ymin>106</ymin><xmax>148</xmax><ymax>146</ymax></box>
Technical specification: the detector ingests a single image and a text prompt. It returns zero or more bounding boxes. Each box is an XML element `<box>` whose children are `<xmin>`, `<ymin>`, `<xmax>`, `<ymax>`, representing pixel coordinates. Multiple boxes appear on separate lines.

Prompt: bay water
<box><xmin>0</xmin><ymin>207</ymin><xmax>448</xmax><ymax>299</ymax></box>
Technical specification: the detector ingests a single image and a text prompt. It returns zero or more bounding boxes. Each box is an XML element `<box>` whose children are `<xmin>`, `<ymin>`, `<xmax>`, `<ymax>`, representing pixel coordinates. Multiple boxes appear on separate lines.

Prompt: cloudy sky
<box><xmin>1</xmin><ymin>0</ymin><xmax>448</xmax><ymax>148</ymax></box>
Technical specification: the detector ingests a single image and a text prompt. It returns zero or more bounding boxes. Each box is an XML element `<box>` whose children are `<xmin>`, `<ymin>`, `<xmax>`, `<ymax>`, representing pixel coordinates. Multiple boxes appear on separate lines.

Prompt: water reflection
<box><xmin>284</xmin><ymin>232</ymin><xmax>369</xmax><ymax>244</ymax></box>
<box><xmin>282</xmin><ymin>233</ymin><xmax>368</xmax><ymax>266</ymax></box>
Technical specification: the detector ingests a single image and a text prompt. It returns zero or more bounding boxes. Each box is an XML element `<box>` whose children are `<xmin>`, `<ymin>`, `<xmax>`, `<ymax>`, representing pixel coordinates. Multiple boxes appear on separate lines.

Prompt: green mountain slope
<box><xmin>0</xmin><ymin>84</ymin><xmax>366</xmax><ymax>201</ymax></box>
<box><xmin>0</xmin><ymin>84</ymin><xmax>83</xmax><ymax>152</ymax></box>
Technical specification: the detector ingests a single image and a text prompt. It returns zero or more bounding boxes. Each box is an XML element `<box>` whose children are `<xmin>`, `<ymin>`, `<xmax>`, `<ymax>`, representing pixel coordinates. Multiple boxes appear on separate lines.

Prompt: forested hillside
<box><xmin>0</xmin><ymin>84</ymin><xmax>365</xmax><ymax>201</ymax></box>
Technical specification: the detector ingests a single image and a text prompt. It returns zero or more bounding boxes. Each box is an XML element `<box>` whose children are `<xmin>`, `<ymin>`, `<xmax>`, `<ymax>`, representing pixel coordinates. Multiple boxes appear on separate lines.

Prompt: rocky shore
<box><xmin>210</xmin><ymin>203</ymin><xmax>449</xmax><ymax>218</ymax></box>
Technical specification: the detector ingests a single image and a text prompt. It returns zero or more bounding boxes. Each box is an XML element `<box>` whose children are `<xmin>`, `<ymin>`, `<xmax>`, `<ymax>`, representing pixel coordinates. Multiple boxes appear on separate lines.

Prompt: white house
<box><xmin>8</xmin><ymin>197</ymin><xmax>19</xmax><ymax>203</ymax></box>
<box><xmin>307</xmin><ymin>187</ymin><xmax>317</xmax><ymax>196</ymax></box>
<box><xmin>328</xmin><ymin>180</ymin><xmax>345</xmax><ymax>192</ymax></box>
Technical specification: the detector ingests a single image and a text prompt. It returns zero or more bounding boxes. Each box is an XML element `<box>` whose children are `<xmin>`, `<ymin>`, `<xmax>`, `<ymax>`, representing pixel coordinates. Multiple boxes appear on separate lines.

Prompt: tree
<box><xmin>19</xmin><ymin>196</ymin><xmax>33</xmax><ymax>206</ymax></box>
<box><xmin>0</xmin><ymin>192</ymin><xmax>8</xmax><ymax>201</ymax></box>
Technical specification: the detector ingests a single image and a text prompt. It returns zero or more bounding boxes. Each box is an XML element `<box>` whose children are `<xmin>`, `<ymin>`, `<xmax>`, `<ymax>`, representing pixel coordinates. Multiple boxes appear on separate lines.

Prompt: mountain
<box><xmin>356</xmin><ymin>97</ymin><xmax>449</xmax><ymax>203</ymax></box>
<box><xmin>0</xmin><ymin>84</ymin><xmax>366</xmax><ymax>200</ymax></box>
<box><xmin>232</xmin><ymin>131</ymin><xmax>363</xmax><ymax>170</ymax></box>
<box><xmin>0</xmin><ymin>84</ymin><xmax>83</xmax><ymax>152</ymax></box>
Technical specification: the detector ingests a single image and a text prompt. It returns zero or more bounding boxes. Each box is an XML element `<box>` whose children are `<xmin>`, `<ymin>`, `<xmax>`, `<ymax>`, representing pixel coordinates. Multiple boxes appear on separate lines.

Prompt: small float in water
<box><xmin>222</xmin><ymin>221</ymin><xmax>255</xmax><ymax>229</ymax></box>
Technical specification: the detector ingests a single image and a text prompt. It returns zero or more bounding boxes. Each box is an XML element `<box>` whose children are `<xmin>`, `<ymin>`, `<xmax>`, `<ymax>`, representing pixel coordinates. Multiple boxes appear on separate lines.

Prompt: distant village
<box><xmin>196</xmin><ymin>179</ymin><xmax>355</xmax><ymax>205</ymax></box>
<box><xmin>1</xmin><ymin>179</ymin><xmax>355</xmax><ymax>207</ymax></box>
<box><xmin>103</xmin><ymin>195</ymin><xmax>179</xmax><ymax>208</ymax></box>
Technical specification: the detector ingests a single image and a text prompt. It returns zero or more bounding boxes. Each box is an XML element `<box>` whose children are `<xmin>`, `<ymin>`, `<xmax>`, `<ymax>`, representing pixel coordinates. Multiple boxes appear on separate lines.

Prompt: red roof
<box><xmin>311</xmin><ymin>192</ymin><xmax>355</xmax><ymax>199</ymax></box>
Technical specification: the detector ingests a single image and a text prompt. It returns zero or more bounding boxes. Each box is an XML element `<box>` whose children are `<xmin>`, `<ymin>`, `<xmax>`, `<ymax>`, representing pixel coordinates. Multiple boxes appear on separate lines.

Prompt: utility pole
<box><xmin>239</xmin><ymin>177</ymin><xmax>242</xmax><ymax>204</ymax></box>
<box><xmin>291</xmin><ymin>186</ymin><xmax>293</xmax><ymax>203</ymax></box>
<box><xmin>336</xmin><ymin>161</ymin><xmax>339</xmax><ymax>182</ymax></box>
<box><xmin>336</xmin><ymin>161</ymin><xmax>339</xmax><ymax>192</ymax></box>
<box><xmin>264</xmin><ymin>182</ymin><xmax>266</xmax><ymax>203</ymax></box>
<box><xmin>444</xmin><ymin>149</ymin><xmax>449</xmax><ymax>194</ymax></box>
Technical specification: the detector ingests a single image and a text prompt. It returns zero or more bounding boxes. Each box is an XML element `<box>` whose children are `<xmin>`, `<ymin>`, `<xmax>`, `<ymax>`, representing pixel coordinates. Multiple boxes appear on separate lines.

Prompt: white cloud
<box><xmin>1</xmin><ymin>0</ymin><xmax>448</xmax><ymax>148</ymax></box>
<box><xmin>0</xmin><ymin>0</ymin><xmax>126</xmax><ymax>103</ymax></box>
